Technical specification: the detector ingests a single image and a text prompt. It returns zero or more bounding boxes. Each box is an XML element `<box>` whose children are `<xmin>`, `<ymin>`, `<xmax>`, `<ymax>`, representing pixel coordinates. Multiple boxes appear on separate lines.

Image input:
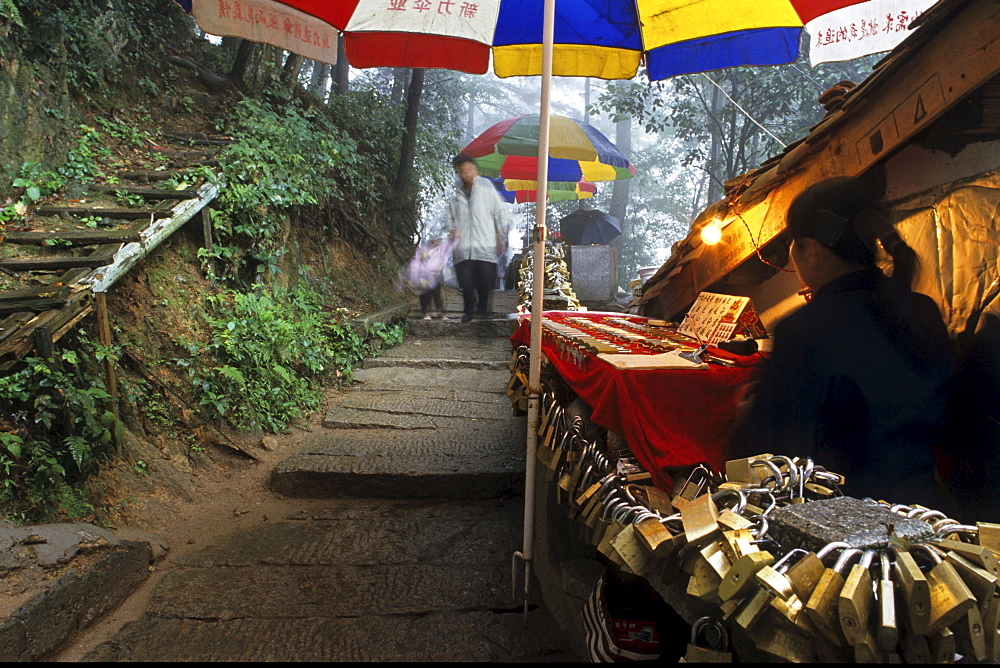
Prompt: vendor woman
<box><xmin>728</xmin><ymin>177</ymin><xmax>958</xmax><ymax>511</ymax></box>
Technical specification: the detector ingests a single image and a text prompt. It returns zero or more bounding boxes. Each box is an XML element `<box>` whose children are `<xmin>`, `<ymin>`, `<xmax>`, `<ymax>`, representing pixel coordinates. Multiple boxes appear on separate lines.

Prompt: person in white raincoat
<box><xmin>445</xmin><ymin>153</ymin><xmax>509</xmax><ymax>323</ymax></box>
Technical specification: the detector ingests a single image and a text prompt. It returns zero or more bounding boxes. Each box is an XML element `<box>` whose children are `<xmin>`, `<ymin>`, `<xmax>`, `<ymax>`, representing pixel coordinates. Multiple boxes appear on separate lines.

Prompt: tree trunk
<box><xmin>465</xmin><ymin>98</ymin><xmax>475</xmax><ymax>143</ymax></box>
<box><xmin>390</xmin><ymin>68</ymin><xmax>408</xmax><ymax>104</ymax></box>
<box><xmin>334</xmin><ymin>39</ymin><xmax>350</xmax><ymax>95</ymax></box>
<box><xmin>606</xmin><ymin>116</ymin><xmax>632</xmax><ymax>291</ymax></box>
<box><xmin>389</xmin><ymin>68</ymin><xmax>426</xmax><ymax>245</ymax></box>
<box><xmin>280</xmin><ymin>52</ymin><xmax>305</xmax><ymax>90</ymax></box>
<box><xmin>228</xmin><ymin>39</ymin><xmax>255</xmax><ymax>90</ymax></box>
<box><xmin>309</xmin><ymin>60</ymin><xmax>331</xmax><ymax>100</ymax></box>
<box><xmin>707</xmin><ymin>83</ymin><xmax>723</xmax><ymax>204</ymax></box>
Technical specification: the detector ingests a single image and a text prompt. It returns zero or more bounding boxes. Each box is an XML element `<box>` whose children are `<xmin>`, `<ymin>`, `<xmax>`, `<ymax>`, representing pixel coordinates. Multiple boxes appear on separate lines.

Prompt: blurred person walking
<box><xmin>445</xmin><ymin>153</ymin><xmax>509</xmax><ymax>323</ymax></box>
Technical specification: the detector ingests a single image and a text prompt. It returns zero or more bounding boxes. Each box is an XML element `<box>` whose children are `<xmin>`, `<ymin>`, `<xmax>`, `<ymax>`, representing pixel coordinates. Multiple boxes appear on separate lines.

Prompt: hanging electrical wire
<box><xmin>699</xmin><ymin>73</ymin><xmax>787</xmax><ymax>148</ymax></box>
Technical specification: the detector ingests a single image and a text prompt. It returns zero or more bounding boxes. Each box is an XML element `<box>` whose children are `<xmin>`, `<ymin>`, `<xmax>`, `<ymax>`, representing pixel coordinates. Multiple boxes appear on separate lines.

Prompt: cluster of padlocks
<box><xmin>517</xmin><ymin>241</ymin><xmax>581</xmax><ymax>312</ymax></box>
<box><xmin>524</xmin><ymin>382</ymin><xmax>1000</xmax><ymax>663</ymax></box>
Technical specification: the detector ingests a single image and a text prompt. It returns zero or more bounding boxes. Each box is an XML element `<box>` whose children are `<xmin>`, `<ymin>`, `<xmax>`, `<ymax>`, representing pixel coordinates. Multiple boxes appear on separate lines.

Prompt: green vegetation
<box><xmin>180</xmin><ymin>282</ymin><xmax>406</xmax><ymax>434</ymax></box>
<box><xmin>0</xmin><ymin>338</ymin><xmax>122</xmax><ymax>522</ymax></box>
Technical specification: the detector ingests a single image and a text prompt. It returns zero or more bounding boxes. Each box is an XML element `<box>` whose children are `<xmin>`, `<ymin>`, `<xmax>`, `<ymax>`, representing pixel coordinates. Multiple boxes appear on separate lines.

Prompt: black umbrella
<box><xmin>558</xmin><ymin>209</ymin><xmax>622</xmax><ymax>245</ymax></box>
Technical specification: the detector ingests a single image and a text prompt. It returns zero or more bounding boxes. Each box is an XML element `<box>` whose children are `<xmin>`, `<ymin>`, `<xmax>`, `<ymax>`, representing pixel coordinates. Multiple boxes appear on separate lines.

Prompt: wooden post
<box><xmin>202</xmin><ymin>206</ymin><xmax>213</xmax><ymax>250</ymax></box>
<box><xmin>202</xmin><ymin>206</ymin><xmax>215</xmax><ymax>277</ymax></box>
<box><xmin>95</xmin><ymin>292</ymin><xmax>122</xmax><ymax>457</ymax></box>
<box><xmin>33</xmin><ymin>325</ymin><xmax>54</xmax><ymax>359</ymax></box>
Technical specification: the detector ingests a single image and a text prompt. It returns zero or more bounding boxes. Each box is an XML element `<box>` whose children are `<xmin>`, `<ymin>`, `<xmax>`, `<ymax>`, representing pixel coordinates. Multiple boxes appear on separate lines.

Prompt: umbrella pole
<box><xmin>513</xmin><ymin>0</ymin><xmax>556</xmax><ymax>626</ymax></box>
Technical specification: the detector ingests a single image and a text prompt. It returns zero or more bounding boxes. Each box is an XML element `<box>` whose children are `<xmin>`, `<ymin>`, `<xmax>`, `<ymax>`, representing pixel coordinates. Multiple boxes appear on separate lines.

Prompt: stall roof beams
<box><xmin>639</xmin><ymin>0</ymin><xmax>1000</xmax><ymax>321</ymax></box>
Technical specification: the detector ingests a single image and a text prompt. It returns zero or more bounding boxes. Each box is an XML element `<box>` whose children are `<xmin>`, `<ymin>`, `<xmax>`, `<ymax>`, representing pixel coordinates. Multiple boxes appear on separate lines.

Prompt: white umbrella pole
<box><xmin>513</xmin><ymin>0</ymin><xmax>555</xmax><ymax>623</ymax></box>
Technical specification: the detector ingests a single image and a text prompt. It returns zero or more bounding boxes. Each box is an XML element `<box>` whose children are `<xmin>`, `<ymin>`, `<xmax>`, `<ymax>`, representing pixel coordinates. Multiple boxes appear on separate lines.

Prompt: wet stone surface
<box><xmin>83</xmin><ymin>500</ymin><xmax>574</xmax><ymax>662</ymax></box>
<box><xmin>80</xmin><ymin>305</ymin><xmax>576</xmax><ymax>661</ymax></box>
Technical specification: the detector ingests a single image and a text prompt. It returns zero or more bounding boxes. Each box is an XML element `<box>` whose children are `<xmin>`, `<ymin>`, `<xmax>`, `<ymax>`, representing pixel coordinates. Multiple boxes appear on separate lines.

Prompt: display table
<box><xmin>511</xmin><ymin>311</ymin><xmax>761</xmax><ymax>491</ymax></box>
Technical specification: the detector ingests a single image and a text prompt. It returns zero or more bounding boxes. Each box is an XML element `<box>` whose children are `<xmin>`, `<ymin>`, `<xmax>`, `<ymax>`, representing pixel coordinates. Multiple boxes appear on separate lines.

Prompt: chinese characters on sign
<box><xmin>814</xmin><ymin>10</ymin><xmax>920</xmax><ymax>48</ymax></box>
<box><xmin>807</xmin><ymin>0</ymin><xmax>939</xmax><ymax>66</ymax></box>
<box><xmin>346</xmin><ymin>0</ymin><xmax>501</xmax><ymax>44</ymax></box>
<box><xmin>192</xmin><ymin>0</ymin><xmax>337</xmax><ymax>65</ymax></box>
<box><xmin>678</xmin><ymin>292</ymin><xmax>766</xmax><ymax>346</ymax></box>
<box><xmin>387</xmin><ymin>0</ymin><xmax>480</xmax><ymax>17</ymax></box>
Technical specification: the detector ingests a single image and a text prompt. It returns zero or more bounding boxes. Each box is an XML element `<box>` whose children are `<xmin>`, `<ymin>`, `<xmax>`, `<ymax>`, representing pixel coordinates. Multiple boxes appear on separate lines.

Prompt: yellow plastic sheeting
<box><xmin>890</xmin><ymin>170</ymin><xmax>1000</xmax><ymax>339</ymax></box>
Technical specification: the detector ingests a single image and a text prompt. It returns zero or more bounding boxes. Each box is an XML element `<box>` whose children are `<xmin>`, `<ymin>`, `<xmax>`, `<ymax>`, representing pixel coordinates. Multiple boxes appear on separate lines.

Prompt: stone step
<box><xmin>321</xmin><ymin>407</ymin><xmax>512</xmax><ymax>430</ymax></box>
<box><xmin>352</xmin><ymin>367</ymin><xmax>509</xmax><ymax>393</ymax></box>
<box><xmin>323</xmin><ymin>390</ymin><xmax>512</xmax><ymax>429</ymax></box>
<box><xmin>175</xmin><ymin>501</ymin><xmax>523</xmax><ymax>568</ymax></box>
<box><xmin>83</xmin><ymin>610</ymin><xmax>567</xmax><ymax>662</ymax></box>
<box><xmin>405</xmin><ymin>316</ymin><xmax>518</xmax><ymax>339</ymax></box>
<box><xmin>82</xmin><ymin>501</ymin><xmax>573</xmax><ymax>662</ymax></box>
<box><xmin>364</xmin><ymin>336</ymin><xmax>513</xmax><ymax>369</ymax></box>
<box><xmin>270</xmin><ymin>425</ymin><xmax>526</xmax><ymax>499</ymax></box>
<box><xmin>149</xmin><ymin>562</ymin><xmax>514</xmax><ymax>619</ymax></box>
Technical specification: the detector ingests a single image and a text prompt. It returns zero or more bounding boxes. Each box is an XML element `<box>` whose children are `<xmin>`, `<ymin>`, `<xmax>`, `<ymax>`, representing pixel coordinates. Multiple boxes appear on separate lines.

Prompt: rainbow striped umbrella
<box><xmin>489</xmin><ymin>177</ymin><xmax>597</xmax><ymax>203</ymax></box>
<box><xmin>464</xmin><ymin>114</ymin><xmax>635</xmax><ymax>184</ymax></box>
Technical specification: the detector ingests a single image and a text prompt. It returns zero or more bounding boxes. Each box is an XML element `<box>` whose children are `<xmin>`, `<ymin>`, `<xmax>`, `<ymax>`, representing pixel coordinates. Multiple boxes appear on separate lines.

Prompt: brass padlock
<box><xmin>672</xmin><ymin>464</ymin><xmax>713</xmax><ymax>510</ymax></box>
<box><xmin>701</xmin><ymin>540</ymin><xmax>734</xmax><ymax>581</ymax></box>
<box><xmin>804</xmin><ymin>543</ymin><xmax>860</xmax><ymax>647</ymax></box>
<box><xmin>596</xmin><ymin>502</ymin><xmax>627</xmax><ymax>560</ymax></box>
<box><xmin>927</xmin><ymin>626</ymin><xmax>956</xmax><ymax>664</ymax></box>
<box><xmin>718</xmin><ymin>551</ymin><xmax>774</xmax><ymax>602</ymax></box>
<box><xmin>976</xmin><ymin>522</ymin><xmax>1000</xmax><ymax>554</ymax></box>
<box><xmin>719</xmin><ymin>528</ymin><xmax>756</xmax><ymax>563</ymax></box>
<box><xmin>627</xmin><ymin>483</ymin><xmax>673</xmax><ymax>515</ymax></box>
<box><xmin>912</xmin><ymin>544</ymin><xmax>977</xmax><ymax>634</ymax></box>
<box><xmin>733</xmin><ymin>586</ymin><xmax>773</xmax><ymax>631</ymax></box>
<box><xmin>755</xmin><ymin>548</ymin><xmax>805</xmax><ymax>601</ymax></box>
<box><xmin>687</xmin><ymin>553</ymin><xmax>724</xmax><ymax>602</ymax></box>
<box><xmin>680</xmin><ymin>617</ymin><xmax>732</xmax><ymax>663</ymax></box>
<box><xmin>717</xmin><ymin>508</ymin><xmax>753</xmax><ymax>533</ymax></box>
<box><xmin>876</xmin><ymin>552</ymin><xmax>898</xmax><ymax>652</ymax></box>
<box><xmin>938</xmin><ymin>537</ymin><xmax>1000</xmax><ymax>579</ymax></box>
<box><xmin>633</xmin><ymin>515</ymin><xmax>672</xmax><ymax>554</ymax></box>
<box><xmin>893</xmin><ymin>545</ymin><xmax>931</xmax><ymax>635</ymax></box>
<box><xmin>751</xmin><ymin>609</ymin><xmax>817</xmax><ymax>662</ymax></box>
<box><xmin>838</xmin><ymin>549</ymin><xmax>876</xmax><ymax>647</ymax></box>
<box><xmin>680</xmin><ymin>492</ymin><xmax>720</xmax><ymax>548</ymax></box>
<box><xmin>785</xmin><ymin>546</ymin><xmax>831</xmax><ymax>603</ymax></box>
<box><xmin>611</xmin><ymin>512</ymin><xmax>657</xmax><ymax>576</ymax></box>
<box><xmin>850</xmin><ymin>631</ymin><xmax>881</xmax><ymax>663</ymax></box>
<box><xmin>943</xmin><ymin>549</ymin><xmax>997</xmax><ymax>602</ymax></box>
<box><xmin>899</xmin><ymin>620</ymin><xmax>932</xmax><ymax>663</ymax></box>
<box><xmin>724</xmin><ymin>454</ymin><xmax>773</xmax><ymax>485</ymax></box>
<box><xmin>980</xmin><ymin>592</ymin><xmax>1000</xmax><ymax>659</ymax></box>
<box><xmin>952</xmin><ymin>602</ymin><xmax>988</xmax><ymax>662</ymax></box>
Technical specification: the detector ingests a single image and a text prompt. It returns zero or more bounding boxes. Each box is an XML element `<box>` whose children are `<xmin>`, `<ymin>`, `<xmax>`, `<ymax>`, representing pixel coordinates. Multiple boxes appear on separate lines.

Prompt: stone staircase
<box><xmin>270</xmin><ymin>288</ymin><xmax>525</xmax><ymax>500</ymax></box>
<box><xmin>80</xmin><ymin>289</ymin><xmax>576</xmax><ymax>661</ymax></box>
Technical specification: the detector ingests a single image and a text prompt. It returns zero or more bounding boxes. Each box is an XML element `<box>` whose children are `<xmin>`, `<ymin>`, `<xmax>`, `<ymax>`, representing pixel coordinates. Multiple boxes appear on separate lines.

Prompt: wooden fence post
<box><xmin>95</xmin><ymin>292</ymin><xmax>122</xmax><ymax>458</ymax></box>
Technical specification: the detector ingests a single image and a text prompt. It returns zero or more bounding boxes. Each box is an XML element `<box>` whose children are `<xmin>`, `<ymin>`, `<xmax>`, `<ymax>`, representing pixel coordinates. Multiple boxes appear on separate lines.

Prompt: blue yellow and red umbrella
<box><xmin>464</xmin><ymin>114</ymin><xmax>635</xmax><ymax>184</ymax></box>
<box><xmin>489</xmin><ymin>177</ymin><xmax>597</xmax><ymax>203</ymax></box>
<box><xmin>204</xmin><ymin>0</ymin><xmax>934</xmax><ymax>79</ymax></box>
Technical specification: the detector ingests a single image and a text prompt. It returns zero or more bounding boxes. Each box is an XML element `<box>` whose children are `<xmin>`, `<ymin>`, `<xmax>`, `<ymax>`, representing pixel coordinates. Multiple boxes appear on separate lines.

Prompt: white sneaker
<box><xmin>423</xmin><ymin>314</ymin><xmax>432</xmax><ymax>320</ymax></box>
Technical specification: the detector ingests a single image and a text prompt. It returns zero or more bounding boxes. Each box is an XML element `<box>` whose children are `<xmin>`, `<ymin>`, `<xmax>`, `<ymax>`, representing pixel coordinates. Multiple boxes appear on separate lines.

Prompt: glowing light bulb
<box><xmin>701</xmin><ymin>218</ymin><xmax>724</xmax><ymax>245</ymax></box>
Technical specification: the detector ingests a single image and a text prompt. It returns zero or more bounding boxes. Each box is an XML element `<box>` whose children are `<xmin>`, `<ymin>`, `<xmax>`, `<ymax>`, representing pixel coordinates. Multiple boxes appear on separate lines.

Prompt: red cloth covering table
<box><xmin>511</xmin><ymin>312</ymin><xmax>761</xmax><ymax>492</ymax></box>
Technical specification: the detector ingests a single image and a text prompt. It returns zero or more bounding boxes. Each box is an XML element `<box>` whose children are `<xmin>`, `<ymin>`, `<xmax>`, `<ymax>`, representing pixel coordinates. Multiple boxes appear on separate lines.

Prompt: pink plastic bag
<box><xmin>397</xmin><ymin>238</ymin><xmax>457</xmax><ymax>295</ymax></box>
